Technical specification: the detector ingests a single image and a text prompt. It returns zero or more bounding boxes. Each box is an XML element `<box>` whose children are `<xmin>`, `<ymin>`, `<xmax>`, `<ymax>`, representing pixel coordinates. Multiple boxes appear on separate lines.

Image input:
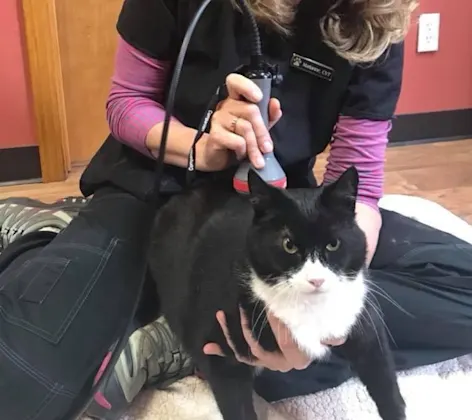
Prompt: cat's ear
<box><xmin>320</xmin><ymin>166</ymin><xmax>359</xmax><ymax>212</ymax></box>
<box><xmin>248</xmin><ymin>169</ymin><xmax>281</xmax><ymax>216</ymax></box>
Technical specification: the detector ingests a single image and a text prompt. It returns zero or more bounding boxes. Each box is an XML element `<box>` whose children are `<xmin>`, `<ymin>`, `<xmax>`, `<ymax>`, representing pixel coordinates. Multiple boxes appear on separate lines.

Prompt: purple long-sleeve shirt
<box><xmin>107</xmin><ymin>36</ymin><xmax>389</xmax><ymax>208</ymax></box>
<box><xmin>106</xmin><ymin>38</ymin><xmax>172</xmax><ymax>159</ymax></box>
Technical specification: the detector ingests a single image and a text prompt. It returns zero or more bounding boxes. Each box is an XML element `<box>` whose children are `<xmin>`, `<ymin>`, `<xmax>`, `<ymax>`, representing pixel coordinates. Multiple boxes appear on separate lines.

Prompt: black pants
<box><xmin>0</xmin><ymin>187</ymin><xmax>156</xmax><ymax>420</ymax></box>
<box><xmin>1</xmin><ymin>188</ymin><xmax>472</xmax><ymax>419</ymax></box>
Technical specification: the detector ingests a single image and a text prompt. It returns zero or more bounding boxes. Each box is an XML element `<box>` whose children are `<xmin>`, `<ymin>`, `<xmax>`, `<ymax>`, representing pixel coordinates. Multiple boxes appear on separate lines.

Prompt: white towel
<box><xmin>108</xmin><ymin>355</ymin><xmax>472</xmax><ymax>420</ymax></box>
<box><xmin>273</xmin><ymin>355</ymin><xmax>472</xmax><ymax>420</ymax></box>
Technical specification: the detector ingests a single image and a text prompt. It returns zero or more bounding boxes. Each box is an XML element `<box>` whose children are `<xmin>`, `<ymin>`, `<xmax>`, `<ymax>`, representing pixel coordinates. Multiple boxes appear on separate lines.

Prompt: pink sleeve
<box><xmin>106</xmin><ymin>36</ymin><xmax>174</xmax><ymax>158</ymax></box>
<box><xmin>323</xmin><ymin>116</ymin><xmax>390</xmax><ymax>210</ymax></box>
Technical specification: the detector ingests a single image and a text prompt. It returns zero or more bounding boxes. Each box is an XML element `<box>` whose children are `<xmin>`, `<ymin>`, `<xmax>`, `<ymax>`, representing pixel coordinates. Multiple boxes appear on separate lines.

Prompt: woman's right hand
<box><xmin>196</xmin><ymin>73</ymin><xmax>282</xmax><ymax>172</ymax></box>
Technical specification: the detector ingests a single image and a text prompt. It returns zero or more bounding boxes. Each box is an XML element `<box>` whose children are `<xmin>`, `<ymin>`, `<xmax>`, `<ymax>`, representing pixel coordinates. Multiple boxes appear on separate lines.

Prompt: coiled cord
<box><xmin>237</xmin><ymin>0</ymin><xmax>263</xmax><ymax>60</ymax></box>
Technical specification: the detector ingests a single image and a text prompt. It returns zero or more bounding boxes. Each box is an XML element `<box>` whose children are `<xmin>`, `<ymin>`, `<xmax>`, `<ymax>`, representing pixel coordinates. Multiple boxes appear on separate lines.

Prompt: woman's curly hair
<box><xmin>232</xmin><ymin>0</ymin><xmax>418</xmax><ymax>63</ymax></box>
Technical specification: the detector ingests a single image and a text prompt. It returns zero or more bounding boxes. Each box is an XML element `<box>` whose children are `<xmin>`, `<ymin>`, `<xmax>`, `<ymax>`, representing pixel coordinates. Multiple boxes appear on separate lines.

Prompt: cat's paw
<box><xmin>383</xmin><ymin>414</ymin><xmax>406</xmax><ymax>420</ymax></box>
<box><xmin>380</xmin><ymin>403</ymin><xmax>407</xmax><ymax>420</ymax></box>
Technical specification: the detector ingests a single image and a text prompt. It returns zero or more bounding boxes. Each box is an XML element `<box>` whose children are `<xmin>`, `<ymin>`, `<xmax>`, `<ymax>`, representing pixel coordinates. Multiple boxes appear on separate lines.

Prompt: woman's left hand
<box><xmin>203</xmin><ymin>308</ymin><xmax>346</xmax><ymax>372</ymax></box>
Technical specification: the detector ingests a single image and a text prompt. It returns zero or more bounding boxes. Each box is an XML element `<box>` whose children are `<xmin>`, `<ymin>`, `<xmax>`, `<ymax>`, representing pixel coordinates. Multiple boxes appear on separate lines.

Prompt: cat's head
<box><xmin>246</xmin><ymin>167</ymin><xmax>367</xmax><ymax>301</ymax></box>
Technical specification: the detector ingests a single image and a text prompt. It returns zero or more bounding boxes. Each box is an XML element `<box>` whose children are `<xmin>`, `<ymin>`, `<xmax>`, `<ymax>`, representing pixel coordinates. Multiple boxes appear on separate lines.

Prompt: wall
<box><xmin>397</xmin><ymin>0</ymin><xmax>472</xmax><ymax>114</ymax></box>
<box><xmin>0</xmin><ymin>0</ymin><xmax>470</xmax><ymax>150</ymax></box>
<box><xmin>0</xmin><ymin>0</ymin><xmax>35</xmax><ymax>148</ymax></box>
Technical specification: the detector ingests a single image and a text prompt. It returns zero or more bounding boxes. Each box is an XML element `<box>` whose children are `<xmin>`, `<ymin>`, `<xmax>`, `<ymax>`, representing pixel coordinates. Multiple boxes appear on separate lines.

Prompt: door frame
<box><xmin>21</xmin><ymin>0</ymin><xmax>70</xmax><ymax>182</ymax></box>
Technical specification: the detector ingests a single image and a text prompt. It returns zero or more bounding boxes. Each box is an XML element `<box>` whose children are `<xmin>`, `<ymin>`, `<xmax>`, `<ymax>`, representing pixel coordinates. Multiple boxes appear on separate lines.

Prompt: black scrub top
<box><xmin>80</xmin><ymin>0</ymin><xmax>404</xmax><ymax>201</ymax></box>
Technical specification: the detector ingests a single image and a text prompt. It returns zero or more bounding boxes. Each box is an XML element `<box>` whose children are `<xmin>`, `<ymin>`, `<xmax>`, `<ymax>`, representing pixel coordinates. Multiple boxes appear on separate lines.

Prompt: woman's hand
<box><xmin>203</xmin><ymin>308</ymin><xmax>346</xmax><ymax>372</ymax></box>
<box><xmin>196</xmin><ymin>73</ymin><xmax>282</xmax><ymax>172</ymax></box>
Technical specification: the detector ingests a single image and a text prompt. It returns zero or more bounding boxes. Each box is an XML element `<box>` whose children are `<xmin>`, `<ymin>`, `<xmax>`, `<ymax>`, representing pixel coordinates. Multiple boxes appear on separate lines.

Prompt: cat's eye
<box><xmin>326</xmin><ymin>239</ymin><xmax>341</xmax><ymax>252</ymax></box>
<box><xmin>282</xmin><ymin>237</ymin><xmax>298</xmax><ymax>254</ymax></box>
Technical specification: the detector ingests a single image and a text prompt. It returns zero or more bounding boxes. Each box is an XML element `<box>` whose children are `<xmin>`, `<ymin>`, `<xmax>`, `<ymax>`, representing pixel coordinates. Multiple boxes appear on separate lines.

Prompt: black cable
<box><xmin>68</xmin><ymin>0</ymin><xmax>262</xmax><ymax>418</ymax></box>
<box><xmin>236</xmin><ymin>0</ymin><xmax>262</xmax><ymax>60</ymax></box>
<box><xmin>186</xmin><ymin>86</ymin><xmax>221</xmax><ymax>186</ymax></box>
<box><xmin>153</xmin><ymin>0</ymin><xmax>215</xmax><ymax>200</ymax></box>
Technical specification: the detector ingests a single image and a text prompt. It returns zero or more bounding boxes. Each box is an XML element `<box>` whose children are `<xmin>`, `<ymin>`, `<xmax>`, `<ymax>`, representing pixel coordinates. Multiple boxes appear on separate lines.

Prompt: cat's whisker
<box><xmin>280</xmin><ymin>288</ymin><xmax>294</xmax><ymax>344</ymax></box>
<box><xmin>257</xmin><ymin>281</ymin><xmax>293</xmax><ymax>344</ymax></box>
<box><xmin>250</xmin><ymin>304</ymin><xmax>259</xmax><ymax>332</ymax></box>
<box><xmin>362</xmin><ymin>299</ymin><xmax>383</xmax><ymax>351</ymax></box>
<box><xmin>371</xmin><ymin>297</ymin><xmax>397</xmax><ymax>348</ymax></box>
<box><xmin>254</xmin><ymin>303</ymin><xmax>279</xmax><ymax>344</ymax></box>
<box><xmin>256</xmin><ymin>313</ymin><xmax>269</xmax><ymax>344</ymax></box>
<box><xmin>364</xmin><ymin>293</ymin><xmax>397</xmax><ymax>348</ymax></box>
<box><xmin>289</xmin><ymin>288</ymin><xmax>303</xmax><ymax>343</ymax></box>
<box><xmin>357</xmin><ymin>311</ymin><xmax>369</xmax><ymax>336</ymax></box>
<box><xmin>251</xmin><ymin>280</ymin><xmax>291</xmax><ymax>343</ymax></box>
<box><xmin>365</xmin><ymin>279</ymin><xmax>414</xmax><ymax>318</ymax></box>
<box><xmin>243</xmin><ymin>273</ymin><xmax>269</xmax><ymax>339</ymax></box>
<box><xmin>252</xmin><ymin>303</ymin><xmax>269</xmax><ymax>341</ymax></box>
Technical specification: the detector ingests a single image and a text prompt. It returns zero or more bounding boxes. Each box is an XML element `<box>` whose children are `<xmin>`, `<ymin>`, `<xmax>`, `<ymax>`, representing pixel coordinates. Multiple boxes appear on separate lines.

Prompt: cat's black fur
<box><xmin>148</xmin><ymin>167</ymin><xmax>406</xmax><ymax>420</ymax></box>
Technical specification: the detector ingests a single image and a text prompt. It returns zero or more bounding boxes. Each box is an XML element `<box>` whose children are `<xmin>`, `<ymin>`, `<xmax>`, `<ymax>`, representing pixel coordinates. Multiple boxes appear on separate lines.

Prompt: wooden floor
<box><xmin>1</xmin><ymin>139</ymin><xmax>471</xmax><ymax>222</ymax></box>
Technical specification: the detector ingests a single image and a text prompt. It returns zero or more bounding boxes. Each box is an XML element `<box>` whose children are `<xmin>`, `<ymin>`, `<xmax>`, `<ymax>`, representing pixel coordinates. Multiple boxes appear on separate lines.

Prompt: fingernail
<box><xmin>262</xmin><ymin>141</ymin><xmax>273</xmax><ymax>153</ymax></box>
<box><xmin>256</xmin><ymin>156</ymin><xmax>265</xmax><ymax>168</ymax></box>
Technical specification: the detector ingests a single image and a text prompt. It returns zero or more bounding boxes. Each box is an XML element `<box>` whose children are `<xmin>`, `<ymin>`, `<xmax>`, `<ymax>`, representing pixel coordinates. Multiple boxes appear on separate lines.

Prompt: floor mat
<box><xmin>103</xmin><ymin>354</ymin><xmax>472</xmax><ymax>420</ymax></box>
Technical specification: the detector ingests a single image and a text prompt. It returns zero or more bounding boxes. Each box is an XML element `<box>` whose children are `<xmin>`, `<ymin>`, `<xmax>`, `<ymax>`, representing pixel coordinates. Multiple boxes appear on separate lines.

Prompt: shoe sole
<box><xmin>0</xmin><ymin>197</ymin><xmax>88</xmax><ymax>215</ymax></box>
<box><xmin>86</xmin><ymin>372</ymin><xmax>130</xmax><ymax>420</ymax></box>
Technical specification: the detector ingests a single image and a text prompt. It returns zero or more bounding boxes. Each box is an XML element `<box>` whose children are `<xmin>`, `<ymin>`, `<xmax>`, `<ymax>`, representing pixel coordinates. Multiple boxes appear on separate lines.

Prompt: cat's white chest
<box><xmin>286</xmin><ymin>288</ymin><xmax>365</xmax><ymax>359</ymax></box>
<box><xmin>250</xmin><ymin>262</ymin><xmax>367</xmax><ymax>361</ymax></box>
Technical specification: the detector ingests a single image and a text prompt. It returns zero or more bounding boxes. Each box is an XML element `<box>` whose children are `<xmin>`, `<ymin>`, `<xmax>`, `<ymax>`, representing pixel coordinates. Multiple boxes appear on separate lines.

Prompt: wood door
<box><xmin>22</xmin><ymin>0</ymin><xmax>124</xmax><ymax>181</ymax></box>
<box><xmin>55</xmin><ymin>0</ymin><xmax>123</xmax><ymax>165</ymax></box>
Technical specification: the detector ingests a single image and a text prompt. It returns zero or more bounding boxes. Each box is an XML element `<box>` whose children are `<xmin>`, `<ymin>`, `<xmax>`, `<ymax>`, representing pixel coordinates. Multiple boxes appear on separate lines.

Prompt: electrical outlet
<box><xmin>417</xmin><ymin>13</ymin><xmax>440</xmax><ymax>53</ymax></box>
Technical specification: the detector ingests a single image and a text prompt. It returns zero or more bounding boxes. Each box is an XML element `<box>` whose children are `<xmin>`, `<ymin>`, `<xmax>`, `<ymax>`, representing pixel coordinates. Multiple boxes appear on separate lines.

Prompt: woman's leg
<box><xmin>0</xmin><ymin>188</ymin><xmax>192</xmax><ymax>420</ymax></box>
<box><xmin>255</xmin><ymin>206</ymin><xmax>472</xmax><ymax>402</ymax></box>
<box><xmin>367</xmin><ymin>208</ymin><xmax>472</xmax><ymax>368</ymax></box>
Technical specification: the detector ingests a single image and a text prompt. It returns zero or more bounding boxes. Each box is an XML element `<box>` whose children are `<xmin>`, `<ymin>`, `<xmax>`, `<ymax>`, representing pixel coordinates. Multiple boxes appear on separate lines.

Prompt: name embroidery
<box><xmin>290</xmin><ymin>53</ymin><xmax>334</xmax><ymax>81</ymax></box>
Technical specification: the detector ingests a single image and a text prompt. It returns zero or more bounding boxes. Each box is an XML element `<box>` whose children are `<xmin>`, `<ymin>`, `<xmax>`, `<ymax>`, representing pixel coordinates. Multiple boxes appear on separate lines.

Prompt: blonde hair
<box><xmin>233</xmin><ymin>0</ymin><xmax>418</xmax><ymax>63</ymax></box>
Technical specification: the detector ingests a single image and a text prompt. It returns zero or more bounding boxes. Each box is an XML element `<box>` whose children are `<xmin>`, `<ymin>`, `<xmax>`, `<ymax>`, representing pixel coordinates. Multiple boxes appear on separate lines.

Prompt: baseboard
<box><xmin>0</xmin><ymin>145</ymin><xmax>41</xmax><ymax>183</ymax></box>
<box><xmin>390</xmin><ymin>108</ymin><xmax>472</xmax><ymax>145</ymax></box>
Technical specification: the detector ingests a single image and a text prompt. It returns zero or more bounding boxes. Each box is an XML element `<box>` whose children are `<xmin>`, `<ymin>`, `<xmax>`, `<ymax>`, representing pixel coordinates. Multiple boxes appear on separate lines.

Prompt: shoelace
<box><xmin>0</xmin><ymin>204</ymin><xmax>71</xmax><ymax>250</ymax></box>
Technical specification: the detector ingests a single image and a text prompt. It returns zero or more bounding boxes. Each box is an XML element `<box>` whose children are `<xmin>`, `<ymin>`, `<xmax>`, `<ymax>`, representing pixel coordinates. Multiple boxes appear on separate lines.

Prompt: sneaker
<box><xmin>86</xmin><ymin>317</ymin><xmax>194</xmax><ymax>420</ymax></box>
<box><xmin>0</xmin><ymin>196</ymin><xmax>89</xmax><ymax>251</ymax></box>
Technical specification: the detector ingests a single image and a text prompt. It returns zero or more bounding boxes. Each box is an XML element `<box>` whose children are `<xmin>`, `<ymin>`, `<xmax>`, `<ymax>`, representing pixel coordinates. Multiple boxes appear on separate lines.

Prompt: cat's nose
<box><xmin>308</xmin><ymin>278</ymin><xmax>325</xmax><ymax>288</ymax></box>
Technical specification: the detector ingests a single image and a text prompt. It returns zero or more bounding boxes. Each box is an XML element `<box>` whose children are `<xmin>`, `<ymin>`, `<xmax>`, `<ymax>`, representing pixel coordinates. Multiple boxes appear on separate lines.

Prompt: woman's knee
<box><xmin>79</xmin><ymin>187</ymin><xmax>154</xmax><ymax>241</ymax></box>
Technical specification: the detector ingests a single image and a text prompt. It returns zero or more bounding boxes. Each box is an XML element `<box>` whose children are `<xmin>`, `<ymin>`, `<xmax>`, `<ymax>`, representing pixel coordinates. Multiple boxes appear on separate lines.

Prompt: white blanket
<box><xmin>86</xmin><ymin>194</ymin><xmax>472</xmax><ymax>420</ymax></box>
<box><xmin>113</xmin><ymin>355</ymin><xmax>472</xmax><ymax>420</ymax></box>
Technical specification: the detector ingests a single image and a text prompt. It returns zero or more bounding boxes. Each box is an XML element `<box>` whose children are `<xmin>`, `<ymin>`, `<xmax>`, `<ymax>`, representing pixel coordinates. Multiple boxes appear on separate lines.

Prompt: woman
<box><xmin>1</xmin><ymin>0</ymin><xmax>472</xmax><ymax>419</ymax></box>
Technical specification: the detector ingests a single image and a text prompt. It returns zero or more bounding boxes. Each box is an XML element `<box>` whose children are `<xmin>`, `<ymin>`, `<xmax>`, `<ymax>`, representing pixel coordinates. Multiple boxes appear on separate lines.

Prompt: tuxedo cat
<box><xmin>148</xmin><ymin>167</ymin><xmax>406</xmax><ymax>420</ymax></box>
